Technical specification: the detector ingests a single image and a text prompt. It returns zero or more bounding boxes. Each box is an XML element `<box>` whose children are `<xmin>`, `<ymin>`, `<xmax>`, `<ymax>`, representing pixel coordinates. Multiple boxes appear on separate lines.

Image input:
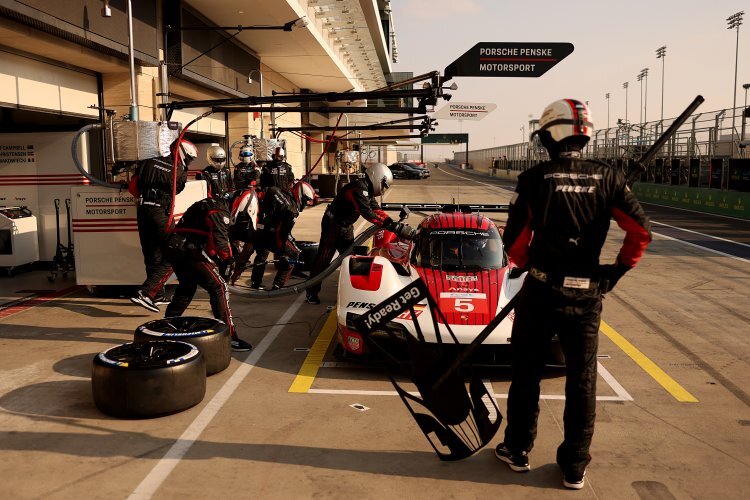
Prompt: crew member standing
<box><xmin>260</xmin><ymin>147</ymin><xmax>295</xmax><ymax>193</ymax></box>
<box><xmin>164</xmin><ymin>190</ymin><xmax>253</xmax><ymax>352</ymax></box>
<box><xmin>198</xmin><ymin>143</ymin><xmax>233</xmax><ymax>198</ymax></box>
<box><xmin>129</xmin><ymin>138</ymin><xmax>196</xmax><ymax>313</ymax></box>
<box><xmin>494</xmin><ymin>99</ymin><xmax>651</xmax><ymax>489</ymax></box>
<box><xmin>249</xmin><ymin>181</ymin><xmax>315</xmax><ymax>290</ymax></box>
<box><xmin>305</xmin><ymin>163</ymin><xmax>416</xmax><ymax>304</ymax></box>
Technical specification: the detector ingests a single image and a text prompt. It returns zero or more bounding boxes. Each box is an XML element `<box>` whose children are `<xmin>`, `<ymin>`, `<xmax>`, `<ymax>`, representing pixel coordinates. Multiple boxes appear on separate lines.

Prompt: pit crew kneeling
<box><xmin>164</xmin><ymin>192</ymin><xmax>253</xmax><ymax>352</ymax></box>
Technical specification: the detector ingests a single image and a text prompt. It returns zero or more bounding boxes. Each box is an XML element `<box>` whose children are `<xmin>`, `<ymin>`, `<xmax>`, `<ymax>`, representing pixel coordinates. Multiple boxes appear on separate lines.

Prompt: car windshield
<box><xmin>413</xmin><ymin>229</ymin><xmax>506</xmax><ymax>270</ymax></box>
<box><xmin>406</xmin><ymin>163</ymin><xmax>424</xmax><ymax>169</ymax></box>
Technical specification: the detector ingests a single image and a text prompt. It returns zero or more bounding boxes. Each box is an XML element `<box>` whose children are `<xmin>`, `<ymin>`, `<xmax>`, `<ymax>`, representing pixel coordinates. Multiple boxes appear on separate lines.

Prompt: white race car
<box><xmin>337</xmin><ymin>204</ymin><xmax>545</xmax><ymax>363</ymax></box>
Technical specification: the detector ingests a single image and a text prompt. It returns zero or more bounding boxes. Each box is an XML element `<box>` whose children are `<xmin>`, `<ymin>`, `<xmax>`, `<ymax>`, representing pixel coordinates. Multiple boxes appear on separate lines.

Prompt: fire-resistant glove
<box><xmin>599</xmin><ymin>262</ymin><xmax>630</xmax><ymax>293</ymax></box>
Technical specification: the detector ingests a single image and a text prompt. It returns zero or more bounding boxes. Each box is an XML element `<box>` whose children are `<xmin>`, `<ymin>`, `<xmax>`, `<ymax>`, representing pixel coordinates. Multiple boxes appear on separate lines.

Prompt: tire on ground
<box><xmin>92</xmin><ymin>340</ymin><xmax>206</xmax><ymax>418</ymax></box>
<box><xmin>296</xmin><ymin>241</ymin><xmax>319</xmax><ymax>271</ymax></box>
<box><xmin>134</xmin><ymin>317</ymin><xmax>231</xmax><ymax>375</ymax></box>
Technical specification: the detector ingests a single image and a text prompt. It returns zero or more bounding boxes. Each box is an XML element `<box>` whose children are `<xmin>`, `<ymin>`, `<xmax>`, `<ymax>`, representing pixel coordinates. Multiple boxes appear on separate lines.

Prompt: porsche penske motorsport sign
<box><xmin>434</xmin><ymin>102</ymin><xmax>497</xmax><ymax>121</ymax></box>
<box><xmin>444</xmin><ymin>42</ymin><xmax>574</xmax><ymax>80</ymax></box>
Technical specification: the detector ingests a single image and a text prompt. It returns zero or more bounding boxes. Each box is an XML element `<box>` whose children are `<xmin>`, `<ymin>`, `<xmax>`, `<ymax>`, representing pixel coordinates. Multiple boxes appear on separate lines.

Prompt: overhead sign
<box><xmin>421</xmin><ymin>133</ymin><xmax>468</xmax><ymax>145</ymax></box>
<box><xmin>434</xmin><ymin>102</ymin><xmax>497</xmax><ymax>121</ymax></box>
<box><xmin>444</xmin><ymin>42</ymin><xmax>574</xmax><ymax>80</ymax></box>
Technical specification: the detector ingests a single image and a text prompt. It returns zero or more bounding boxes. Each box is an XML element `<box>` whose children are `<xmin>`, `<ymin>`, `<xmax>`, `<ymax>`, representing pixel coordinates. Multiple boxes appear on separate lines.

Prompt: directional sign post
<box><xmin>434</xmin><ymin>102</ymin><xmax>497</xmax><ymax>121</ymax></box>
<box><xmin>444</xmin><ymin>42</ymin><xmax>574</xmax><ymax>80</ymax></box>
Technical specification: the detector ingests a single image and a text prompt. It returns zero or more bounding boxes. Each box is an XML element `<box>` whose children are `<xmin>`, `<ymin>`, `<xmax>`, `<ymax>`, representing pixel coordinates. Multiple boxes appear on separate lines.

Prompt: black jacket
<box><xmin>200</xmin><ymin>165</ymin><xmax>233</xmax><ymax>198</ymax></box>
<box><xmin>503</xmin><ymin>157</ymin><xmax>651</xmax><ymax>276</ymax></box>
<box><xmin>258</xmin><ymin>186</ymin><xmax>298</xmax><ymax>253</ymax></box>
<box><xmin>174</xmin><ymin>198</ymin><xmax>232</xmax><ymax>262</ymax></box>
<box><xmin>326</xmin><ymin>178</ymin><xmax>391</xmax><ymax>227</ymax></box>
<box><xmin>136</xmin><ymin>155</ymin><xmax>188</xmax><ymax>203</ymax></box>
<box><xmin>260</xmin><ymin>160</ymin><xmax>295</xmax><ymax>192</ymax></box>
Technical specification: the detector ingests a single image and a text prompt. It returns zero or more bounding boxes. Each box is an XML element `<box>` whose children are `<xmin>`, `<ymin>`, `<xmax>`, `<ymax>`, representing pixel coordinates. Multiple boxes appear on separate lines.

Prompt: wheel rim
<box><xmin>102</xmin><ymin>341</ymin><xmax>197</xmax><ymax>368</ymax></box>
<box><xmin>146</xmin><ymin>317</ymin><xmax>220</xmax><ymax>334</ymax></box>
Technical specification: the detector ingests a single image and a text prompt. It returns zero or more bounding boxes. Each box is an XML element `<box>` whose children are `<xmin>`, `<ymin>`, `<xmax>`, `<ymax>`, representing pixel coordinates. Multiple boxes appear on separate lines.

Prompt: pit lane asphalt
<box><xmin>0</xmin><ymin>165</ymin><xmax>748</xmax><ymax>499</ymax></box>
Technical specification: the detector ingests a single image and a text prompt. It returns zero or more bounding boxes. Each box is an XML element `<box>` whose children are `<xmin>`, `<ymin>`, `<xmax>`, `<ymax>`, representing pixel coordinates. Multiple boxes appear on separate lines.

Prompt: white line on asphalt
<box><xmin>653</xmin><ymin>231</ymin><xmax>750</xmax><ymax>264</ymax></box>
<box><xmin>129</xmin><ymin>293</ymin><xmax>307</xmax><ymax>500</ymax></box>
<box><xmin>651</xmin><ymin>220</ymin><xmax>750</xmax><ymax>248</ymax></box>
<box><xmin>307</xmin><ymin>388</ymin><xmax>630</xmax><ymax>401</ymax></box>
<box><xmin>438</xmin><ymin>166</ymin><xmax>514</xmax><ymax>192</ymax></box>
<box><xmin>597</xmin><ymin>361</ymin><xmax>633</xmax><ymax>401</ymax></box>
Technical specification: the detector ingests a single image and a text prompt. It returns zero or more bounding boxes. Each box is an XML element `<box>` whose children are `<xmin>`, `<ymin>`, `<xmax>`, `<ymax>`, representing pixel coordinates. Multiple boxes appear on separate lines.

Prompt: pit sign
<box><xmin>434</xmin><ymin>102</ymin><xmax>497</xmax><ymax>121</ymax></box>
<box><xmin>445</xmin><ymin>42</ymin><xmax>574</xmax><ymax>80</ymax></box>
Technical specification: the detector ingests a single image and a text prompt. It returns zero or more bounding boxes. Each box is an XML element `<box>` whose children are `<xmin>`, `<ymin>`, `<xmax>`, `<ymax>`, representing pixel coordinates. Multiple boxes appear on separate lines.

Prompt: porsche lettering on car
<box><xmin>336</xmin><ymin>204</ymin><xmax>531</xmax><ymax>360</ymax></box>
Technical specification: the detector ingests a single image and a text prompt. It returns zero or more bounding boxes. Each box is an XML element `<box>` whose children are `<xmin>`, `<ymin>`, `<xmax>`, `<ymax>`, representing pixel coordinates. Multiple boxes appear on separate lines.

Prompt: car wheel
<box><xmin>134</xmin><ymin>317</ymin><xmax>231</xmax><ymax>375</ymax></box>
<box><xmin>92</xmin><ymin>340</ymin><xmax>206</xmax><ymax>418</ymax></box>
<box><xmin>295</xmin><ymin>240</ymin><xmax>319</xmax><ymax>272</ymax></box>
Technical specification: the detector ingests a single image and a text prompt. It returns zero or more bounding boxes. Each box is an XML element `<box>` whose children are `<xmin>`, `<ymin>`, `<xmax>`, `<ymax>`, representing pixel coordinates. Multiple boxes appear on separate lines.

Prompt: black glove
<box><xmin>599</xmin><ymin>263</ymin><xmax>629</xmax><ymax>293</ymax></box>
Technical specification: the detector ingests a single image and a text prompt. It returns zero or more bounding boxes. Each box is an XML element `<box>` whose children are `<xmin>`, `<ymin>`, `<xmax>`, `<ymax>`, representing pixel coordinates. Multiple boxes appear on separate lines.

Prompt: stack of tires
<box><xmin>92</xmin><ymin>317</ymin><xmax>232</xmax><ymax>418</ymax></box>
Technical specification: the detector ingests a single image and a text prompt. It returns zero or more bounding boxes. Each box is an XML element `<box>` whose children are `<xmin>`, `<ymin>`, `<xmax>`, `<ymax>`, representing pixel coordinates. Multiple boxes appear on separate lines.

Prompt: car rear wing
<box><xmin>380</xmin><ymin>203</ymin><xmax>509</xmax><ymax>213</ymax></box>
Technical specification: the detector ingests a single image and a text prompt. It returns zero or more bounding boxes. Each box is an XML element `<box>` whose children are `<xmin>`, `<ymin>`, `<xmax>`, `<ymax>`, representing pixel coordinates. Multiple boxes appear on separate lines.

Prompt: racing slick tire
<box><xmin>92</xmin><ymin>340</ymin><xmax>206</xmax><ymax>418</ymax></box>
<box><xmin>134</xmin><ymin>317</ymin><xmax>231</xmax><ymax>375</ymax></box>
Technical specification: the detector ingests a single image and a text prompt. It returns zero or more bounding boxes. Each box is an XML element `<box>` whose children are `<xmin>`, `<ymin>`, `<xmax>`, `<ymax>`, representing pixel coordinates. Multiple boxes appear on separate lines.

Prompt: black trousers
<box><xmin>250</xmin><ymin>230</ymin><xmax>299</xmax><ymax>288</ymax></box>
<box><xmin>307</xmin><ymin>216</ymin><xmax>354</xmax><ymax>296</ymax></box>
<box><xmin>164</xmin><ymin>248</ymin><xmax>237</xmax><ymax>339</ymax></box>
<box><xmin>503</xmin><ymin>276</ymin><xmax>602</xmax><ymax>478</ymax></box>
<box><xmin>136</xmin><ymin>203</ymin><xmax>173</xmax><ymax>298</ymax></box>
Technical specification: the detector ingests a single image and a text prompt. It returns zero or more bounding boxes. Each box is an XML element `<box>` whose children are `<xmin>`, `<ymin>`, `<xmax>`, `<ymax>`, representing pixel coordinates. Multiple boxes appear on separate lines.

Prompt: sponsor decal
<box><xmin>346</xmin><ymin>301</ymin><xmax>376</xmax><ymax>309</ymax></box>
<box><xmin>347</xmin><ymin>335</ymin><xmax>361</xmax><ymax>352</ymax></box>
<box><xmin>396</xmin><ymin>304</ymin><xmax>426</xmax><ymax>320</ymax></box>
<box><xmin>430</xmin><ymin>230</ymin><xmax>489</xmax><ymax>237</ymax></box>
<box><xmin>354</xmin><ymin>279</ymin><xmax>430</xmax><ymax>331</ymax></box>
<box><xmin>446</xmin><ymin>275</ymin><xmax>478</xmax><ymax>282</ymax></box>
<box><xmin>363</xmin><ymin>190</ymin><xmax>369</xmax><ymax>196</ymax></box>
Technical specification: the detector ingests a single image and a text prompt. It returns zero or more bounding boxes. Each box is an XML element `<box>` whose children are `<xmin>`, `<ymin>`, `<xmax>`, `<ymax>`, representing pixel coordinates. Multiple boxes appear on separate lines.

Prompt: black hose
<box><xmin>228</xmin><ymin>225</ymin><xmax>379</xmax><ymax>298</ymax></box>
<box><xmin>71</xmin><ymin>124</ymin><xmax>125</xmax><ymax>189</ymax></box>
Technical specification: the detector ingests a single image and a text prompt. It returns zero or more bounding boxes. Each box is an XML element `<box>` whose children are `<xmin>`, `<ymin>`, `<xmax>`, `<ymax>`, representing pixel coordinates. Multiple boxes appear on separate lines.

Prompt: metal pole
<box><xmin>259</xmin><ymin>71</ymin><xmax>265</xmax><ymax>139</ymax></box>
<box><xmin>731</xmin><ymin>22</ymin><xmax>740</xmax><ymax>157</ymax></box>
<box><xmin>126</xmin><ymin>0</ymin><xmax>138</xmax><ymax>120</ymax></box>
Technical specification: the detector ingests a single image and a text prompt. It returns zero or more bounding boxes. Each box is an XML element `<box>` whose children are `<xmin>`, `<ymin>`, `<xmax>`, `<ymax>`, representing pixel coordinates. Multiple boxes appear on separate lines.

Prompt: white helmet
<box><xmin>273</xmin><ymin>146</ymin><xmax>286</xmax><ymax>160</ymax></box>
<box><xmin>207</xmin><ymin>143</ymin><xmax>227</xmax><ymax>168</ymax></box>
<box><xmin>291</xmin><ymin>180</ymin><xmax>316</xmax><ymax>211</ymax></box>
<box><xmin>365</xmin><ymin>163</ymin><xmax>393</xmax><ymax>197</ymax></box>
<box><xmin>537</xmin><ymin>99</ymin><xmax>594</xmax><ymax>144</ymax></box>
<box><xmin>170</xmin><ymin>138</ymin><xmax>198</xmax><ymax>166</ymax></box>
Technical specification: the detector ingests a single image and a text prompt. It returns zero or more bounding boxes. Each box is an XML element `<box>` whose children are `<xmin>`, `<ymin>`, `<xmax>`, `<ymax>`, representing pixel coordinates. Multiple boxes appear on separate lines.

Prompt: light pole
<box><xmin>520</xmin><ymin>125</ymin><xmax>525</xmax><ymax>143</ymax></box>
<box><xmin>623</xmin><ymin>82</ymin><xmax>629</xmax><ymax>127</ymax></box>
<box><xmin>727</xmin><ymin>11</ymin><xmax>744</xmax><ymax>156</ymax></box>
<box><xmin>247</xmin><ymin>69</ymin><xmax>264</xmax><ymax>139</ymax></box>
<box><xmin>641</xmin><ymin>67</ymin><xmax>649</xmax><ymax>125</ymax></box>
<box><xmin>656</xmin><ymin>46</ymin><xmax>666</xmax><ymax>132</ymax></box>
<box><xmin>637</xmin><ymin>72</ymin><xmax>644</xmax><ymax>142</ymax></box>
<box><xmin>605</xmin><ymin>92</ymin><xmax>610</xmax><ymax>129</ymax></box>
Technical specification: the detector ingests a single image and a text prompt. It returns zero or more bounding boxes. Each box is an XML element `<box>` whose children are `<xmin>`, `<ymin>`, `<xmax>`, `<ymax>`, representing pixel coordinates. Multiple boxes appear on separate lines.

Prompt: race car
<box><xmin>336</xmin><ymin>203</ymin><xmax>554</xmax><ymax>363</ymax></box>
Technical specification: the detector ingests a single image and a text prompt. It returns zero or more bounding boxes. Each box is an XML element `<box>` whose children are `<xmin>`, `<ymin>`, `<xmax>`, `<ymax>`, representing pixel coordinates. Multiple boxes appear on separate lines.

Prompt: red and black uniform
<box><xmin>260</xmin><ymin>160</ymin><xmax>295</xmax><ymax>193</ymax></box>
<box><xmin>250</xmin><ymin>187</ymin><xmax>300</xmax><ymax>289</ymax></box>
<box><xmin>307</xmin><ymin>178</ymin><xmax>392</xmax><ymax>297</ymax></box>
<box><xmin>134</xmin><ymin>154</ymin><xmax>188</xmax><ymax>299</ymax></box>
<box><xmin>164</xmin><ymin>198</ymin><xmax>239</xmax><ymax>340</ymax></box>
<box><xmin>234</xmin><ymin>164</ymin><xmax>261</xmax><ymax>190</ymax></box>
<box><xmin>502</xmin><ymin>156</ymin><xmax>651</xmax><ymax>479</ymax></box>
<box><xmin>199</xmin><ymin>165</ymin><xmax>233</xmax><ymax>199</ymax></box>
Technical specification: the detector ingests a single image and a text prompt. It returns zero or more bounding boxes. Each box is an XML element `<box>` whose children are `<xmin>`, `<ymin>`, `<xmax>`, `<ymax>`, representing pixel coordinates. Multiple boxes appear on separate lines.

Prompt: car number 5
<box><xmin>454</xmin><ymin>298</ymin><xmax>474</xmax><ymax>312</ymax></box>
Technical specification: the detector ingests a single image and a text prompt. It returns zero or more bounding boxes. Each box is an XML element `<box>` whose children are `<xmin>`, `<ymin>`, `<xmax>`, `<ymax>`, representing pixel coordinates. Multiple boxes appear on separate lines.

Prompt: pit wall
<box><xmin>631</xmin><ymin>183</ymin><xmax>750</xmax><ymax>220</ymax></box>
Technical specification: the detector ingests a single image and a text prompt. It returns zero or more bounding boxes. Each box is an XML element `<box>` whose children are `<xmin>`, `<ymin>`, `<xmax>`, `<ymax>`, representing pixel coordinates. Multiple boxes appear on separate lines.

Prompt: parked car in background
<box><xmin>406</xmin><ymin>162</ymin><xmax>430</xmax><ymax>178</ymax></box>
<box><xmin>388</xmin><ymin>162</ymin><xmax>424</xmax><ymax>179</ymax></box>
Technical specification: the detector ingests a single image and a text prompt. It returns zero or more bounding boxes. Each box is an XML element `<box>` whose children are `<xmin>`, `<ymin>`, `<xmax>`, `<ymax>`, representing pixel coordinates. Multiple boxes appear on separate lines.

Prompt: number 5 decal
<box><xmin>454</xmin><ymin>298</ymin><xmax>474</xmax><ymax>312</ymax></box>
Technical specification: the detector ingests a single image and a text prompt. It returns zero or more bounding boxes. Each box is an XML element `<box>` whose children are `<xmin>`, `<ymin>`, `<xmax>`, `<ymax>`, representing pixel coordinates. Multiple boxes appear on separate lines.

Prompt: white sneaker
<box><xmin>130</xmin><ymin>290</ymin><xmax>159</xmax><ymax>313</ymax></box>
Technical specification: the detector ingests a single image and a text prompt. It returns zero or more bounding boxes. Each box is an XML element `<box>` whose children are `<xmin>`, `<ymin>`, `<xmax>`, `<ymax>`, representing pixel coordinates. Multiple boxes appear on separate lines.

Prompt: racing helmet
<box><xmin>365</xmin><ymin>163</ymin><xmax>393</xmax><ymax>197</ymax></box>
<box><xmin>206</xmin><ymin>143</ymin><xmax>227</xmax><ymax>169</ymax></box>
<box><xmin>291</xmin><ymin>180</ymin><xmax>316</xmax><ymax>212</ymax></box>
<box><xmin>534</xmin><ymin>99</ymin><xmax>594</xmax><ymax>147</ymax></box>
<box><xmin>239</xmin><ymin>143</ymin><xmax>254</xmax><ymax>165</ymax></box>
<box><xmin>273</xmin><ymin>146</ymin><xmax>286</xmax><ymax>161</ymax></box>
<box><xmin>170</xmin><ymin>138</ymin><xmax>199</xmax><ymax>166</ymax></box>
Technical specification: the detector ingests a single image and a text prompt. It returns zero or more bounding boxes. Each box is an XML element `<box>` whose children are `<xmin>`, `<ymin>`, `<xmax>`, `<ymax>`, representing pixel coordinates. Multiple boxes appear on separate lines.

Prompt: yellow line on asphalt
<box><xmin>288</xmin><ymin>310</ymin><xmax>338</xmax><ymax>393</ymax></box>
<box><xmin>600</xmin><ymin>320</ymin><xmax>698</xmax><ymax>403</ymax></box>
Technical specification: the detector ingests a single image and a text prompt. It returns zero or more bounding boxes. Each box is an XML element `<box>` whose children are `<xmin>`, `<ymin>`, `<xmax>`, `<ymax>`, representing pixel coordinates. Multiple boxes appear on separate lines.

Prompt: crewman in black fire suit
<box><xmin>198</xmin><ymin>144</ymin><xmax>233</xmax><ymax>198</ymax></box>
<box><xmin>494</xmin><ymin>99</ymin><xmax>652</xmax><ymax>489</ymax></box>
<box><xmin>249</xmin><ymin>181</ymin><xmax>315</xmax><ymax>290</ymax></box>
<box><xmin>260</xmin><ymin>147</ymin><xmax>295</xmax><ymax>193</ymax></box>
<box><xmin>164</xmin><ymin>189</ymin><xmax>253</xmax><ymax>352</ymax></box>
<box><xmin>129</xmin><ymin>138</ymin><xmax>196</xmax><ymax>313</ymax></box>
<box><xmin>305</xmin><ymin>163</ymin><xmax>417</xmax><ymax>304</ymax></box>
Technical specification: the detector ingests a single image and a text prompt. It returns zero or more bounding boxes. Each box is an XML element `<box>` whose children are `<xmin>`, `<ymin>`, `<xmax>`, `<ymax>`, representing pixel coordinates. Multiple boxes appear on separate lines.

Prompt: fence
<box><xmin>453</xmin><ymin>104</ymin><xmax>750</xmax><ymax>191</ymax></box>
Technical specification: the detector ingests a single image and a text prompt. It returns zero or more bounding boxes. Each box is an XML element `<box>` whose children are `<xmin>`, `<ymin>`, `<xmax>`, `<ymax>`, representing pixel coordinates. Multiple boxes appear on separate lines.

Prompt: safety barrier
<box><xmin>631</xmin><ymin>183</ymin><xmax>750</xmax><ymax>219</ymax></box>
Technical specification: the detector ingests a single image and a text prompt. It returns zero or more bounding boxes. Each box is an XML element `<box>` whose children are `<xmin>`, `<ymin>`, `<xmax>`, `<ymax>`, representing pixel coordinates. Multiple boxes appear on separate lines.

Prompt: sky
<box><xmin>392</xmin><ymin>0</ymin><xmax>750</xmax><ymax>159</ymax></box>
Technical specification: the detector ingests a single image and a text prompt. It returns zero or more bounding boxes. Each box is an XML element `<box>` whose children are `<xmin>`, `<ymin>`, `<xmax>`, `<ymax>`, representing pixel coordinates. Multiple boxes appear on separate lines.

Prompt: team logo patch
<box><xmin>223</xmin><ymin>216</ymin><xmax>230</xmax><ymax>224</ymax></box>
<box><xmin>347</xmin><ymin>335</ymin><xmax>361</xmax><ymax>352</ymax></box>
<box><xmin>362</xmin><ymin>190</ymin><xmax>369</xmax><ymax>196</ymax></box>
